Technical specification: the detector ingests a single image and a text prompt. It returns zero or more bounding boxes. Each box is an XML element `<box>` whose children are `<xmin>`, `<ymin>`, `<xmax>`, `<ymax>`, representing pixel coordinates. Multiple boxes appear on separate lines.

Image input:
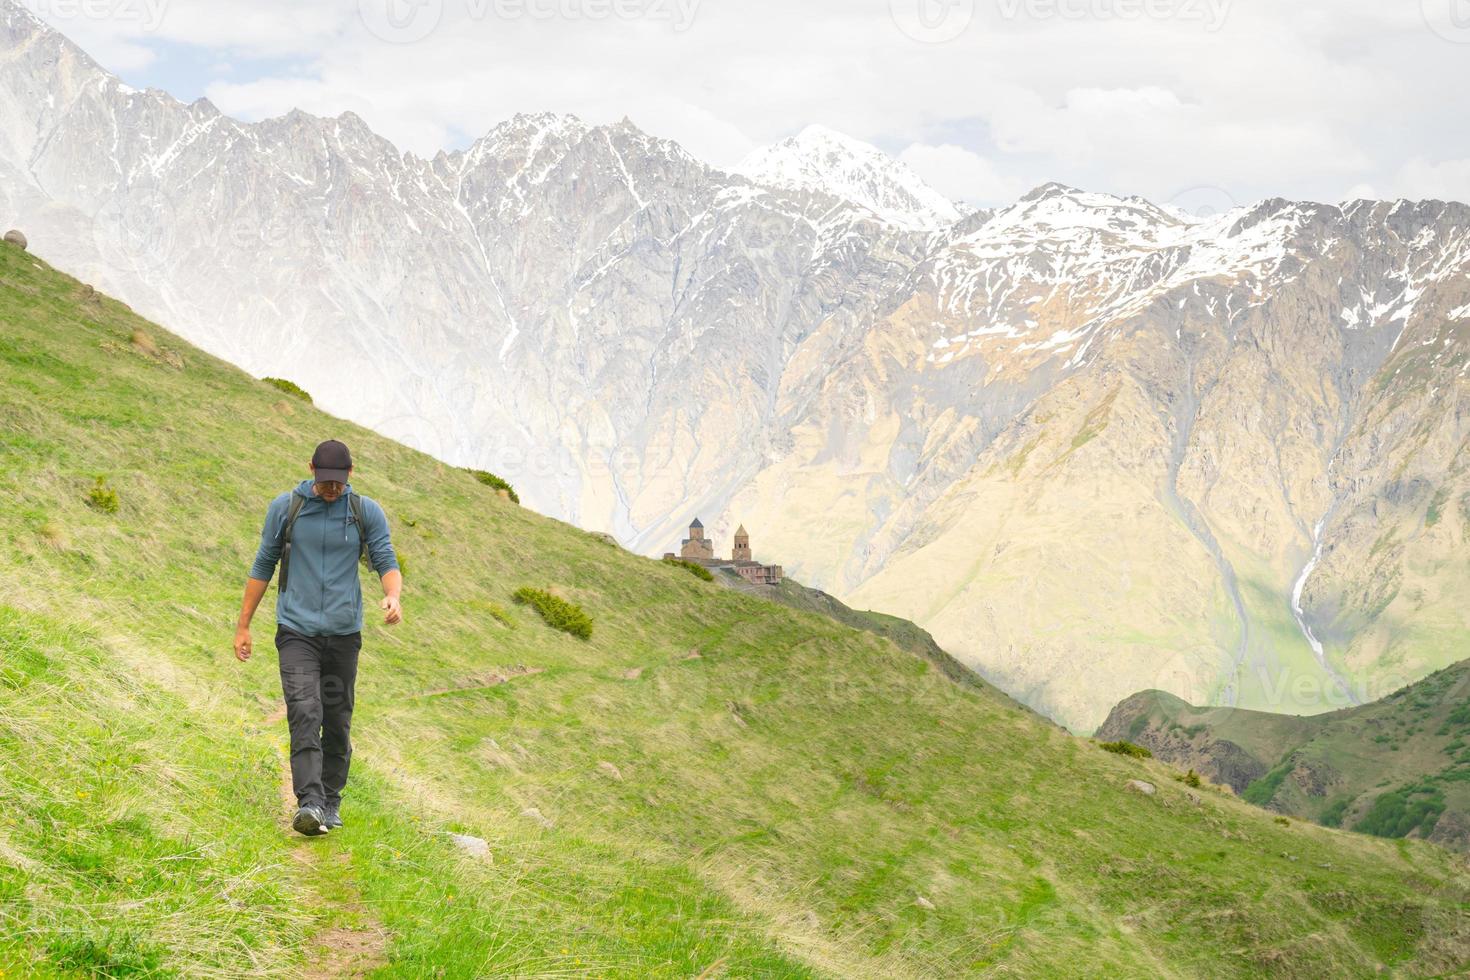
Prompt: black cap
<box><xmin>311</xmin><ymin>439</ymin><xmax>352</xmax><ymax>483</ymax></box>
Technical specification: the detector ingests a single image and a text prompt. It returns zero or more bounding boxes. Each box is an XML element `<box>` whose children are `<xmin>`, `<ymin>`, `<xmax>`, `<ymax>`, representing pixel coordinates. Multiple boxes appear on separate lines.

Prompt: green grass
<box><xmin>2</xmin><ymin>247</ymin><xmax>1470</xmax><ymax>976</ymax></box>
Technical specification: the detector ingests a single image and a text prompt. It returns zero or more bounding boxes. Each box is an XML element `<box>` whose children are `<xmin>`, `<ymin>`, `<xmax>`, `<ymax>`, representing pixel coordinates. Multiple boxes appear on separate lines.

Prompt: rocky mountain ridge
<box><xmin>1096</xmin><ymin>662</ymin><xmax>1470</xmax><ymax>852</ymax></box>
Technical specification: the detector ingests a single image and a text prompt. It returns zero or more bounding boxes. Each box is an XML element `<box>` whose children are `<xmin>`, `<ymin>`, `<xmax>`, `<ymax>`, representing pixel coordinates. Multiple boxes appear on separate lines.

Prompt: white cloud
<box><xmin>21</xmin><ymin>0</ymin><xmax>1470</xmax><ymax>205</ymax></box>
<box><xmin>1384</xmin><ymin>158</ymin><xmax>1470</xmax><ymax>203</ymax></box>
<box><xmin>897</xmin><ymin>143</ymin><xmax>1023</xmax><ymax>206</ymax></box>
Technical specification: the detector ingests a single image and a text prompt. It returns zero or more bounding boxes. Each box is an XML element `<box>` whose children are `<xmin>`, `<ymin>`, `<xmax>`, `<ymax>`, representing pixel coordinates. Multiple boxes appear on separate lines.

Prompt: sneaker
<box><xmin>292</xmin><ymin>804</ymin><xmax>329</xmax><ymax>837</ymax></box>
<box><xmin>323</xmin><ymin>804</ymin><xmax>343</xmax><ymax>830</ymax></box>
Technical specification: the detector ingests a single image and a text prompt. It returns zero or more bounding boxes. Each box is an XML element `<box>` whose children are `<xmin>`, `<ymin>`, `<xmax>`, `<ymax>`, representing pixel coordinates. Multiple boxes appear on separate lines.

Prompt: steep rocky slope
<box><xmin>769</xmin><ymin>189</ymin><xmax>1470</xmax><ymax>729</ymax></box>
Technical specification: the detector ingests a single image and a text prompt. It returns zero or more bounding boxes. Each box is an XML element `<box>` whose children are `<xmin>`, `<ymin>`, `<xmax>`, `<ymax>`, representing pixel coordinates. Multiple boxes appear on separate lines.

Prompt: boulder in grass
<box><xmin>447</xmin><ymin>833</ymin><xmax>491</xmax><ymax>860</ymax></box>
<box><xmin>1126</xmin><ymin>779</ymin><xmax>1157</xmax><ymax>796</ymax></box>
<box><xmin>3</xmin><ymin>229</ymin><xmax>26</xmax><ymax>250</ymax></box>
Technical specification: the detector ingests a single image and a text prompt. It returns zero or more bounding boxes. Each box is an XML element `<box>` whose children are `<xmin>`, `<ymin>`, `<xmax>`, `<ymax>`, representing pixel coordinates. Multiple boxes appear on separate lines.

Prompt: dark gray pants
<box><xmin>275</xmin><ymin>627</ymin><xmax>361</xmax><ymax>810</ymax></box>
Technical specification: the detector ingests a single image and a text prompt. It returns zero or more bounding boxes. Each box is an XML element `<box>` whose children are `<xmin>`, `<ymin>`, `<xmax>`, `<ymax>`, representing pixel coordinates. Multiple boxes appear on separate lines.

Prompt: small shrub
<box><xmin>512</xmin><ymin>586</ymin><xmax>592</xmax><ymax>640</ymax></box>
<box><xmin>466</xmin><ymin>468</ymin><xmax>520</xmax><ymax>504</ymax></box>
<box><xmin>1173</xmin><ymin>768</ymin><xmax>1202</xmax><ymax>788</ymax></box>
<box><xmin>1099</xmin><ymin>740</ymin><xmax>1152</xmax><ymax>759</ymax></box>
<box><xmin>38</xmin><ymin>521</ymin><xmax>68</xmax><ymax>549</ymax></box>
<box><xmin>663</xmin><ymin>556</ymin><xmax>713</xmax><ymax>581</ymax></box>
<box><xmin>486</xmin><ymin>603</ymin><xmax>514</xmax><ymax>628</ymax></box>
<box><xmin>262</xmin><ymin>377</ymin><xmax>312</xmax><ymax>402</ymax></box>
<box><xmin>129</xmin><ymin>328</ymin><xmax>157</xmax><ymax>355</ymax></box>
<box><xmin>1274</xmin><ymin>816</ymin><xmax>1291</xmax><ymax>827</ymax></box>
<box><xmin>86</xmin><ymin>476</ymin><xmax>119</xmax><ymax>514</ymax></box>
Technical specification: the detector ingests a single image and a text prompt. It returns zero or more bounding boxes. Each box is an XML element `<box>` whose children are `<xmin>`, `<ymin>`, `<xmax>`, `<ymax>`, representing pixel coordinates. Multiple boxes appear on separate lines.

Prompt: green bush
<box><xmin>1173</xmin><ymin>768</ymin><xmax>1202</xmax><ymax>788</ymax></box>
<box><xmin>486</xmin><ymin>603</ymin><xmax>514</xmax><ymax>628</ymax></box>
<box><xmin>261</xmin><ymin>376</ymin><xmax>311</xmax><ymax>402</ymax></box>
<box><xmin>86</xmin><ymin>476</ymin><xmax>119</xmax><ymax>514</ymax></box>
<box><xmin>1353</xmin><ymin>782</ymin><xmax>1446</xmax><ymax>839</ymax></box>
<box><xmin>663</xmin><ymin>556</ymin><xmax>713</xmax><ymax>581</ymax></box>
<box><xmin>1274</xmin><ymin>816</ymin><xmax>1291</xmax><ymax>827</ymax></box>
<box><xmin>1243</xmin><ymin>760</ymin><xmax>1292</xmax><ymax>806</ymax></box>
<box><xmin>1320</xmin><ymin>797</ymin><xmax>1351</xmax><ymax>828</ymax></box>
<box><xmin>1099</xmin><ymin>740</ymin><xmax>1152</xmax><ymax>759</ymax></box>
<box><xmin>466</xmin><ymin>468</ymin><xmax>520</xmax><ymax>504</ymax></box>
<box><xmin>512</xmin><ymin>586</ymin><xmax>592</xmax><ymax>640</ymax></box>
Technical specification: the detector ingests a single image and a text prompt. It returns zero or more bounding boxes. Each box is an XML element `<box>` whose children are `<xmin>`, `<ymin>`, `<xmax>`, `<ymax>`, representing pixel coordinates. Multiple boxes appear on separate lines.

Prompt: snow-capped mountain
<box><xmin>736</xmin><ymin>124</ymin><xmax>963</xmax><ymax>231</ymax></box>
<box><xmin>3</xmin><ymin>0</ymin><xmax>1468</xmax><ymax>732</ymax></box>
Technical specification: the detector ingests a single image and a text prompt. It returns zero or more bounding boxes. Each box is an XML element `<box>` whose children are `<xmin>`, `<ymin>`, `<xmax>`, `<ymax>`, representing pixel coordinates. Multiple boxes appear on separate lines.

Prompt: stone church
<box><xmin>665</xmin><ymin>518</ymin><xmax>783</xmax><ymax>586</ymax></box>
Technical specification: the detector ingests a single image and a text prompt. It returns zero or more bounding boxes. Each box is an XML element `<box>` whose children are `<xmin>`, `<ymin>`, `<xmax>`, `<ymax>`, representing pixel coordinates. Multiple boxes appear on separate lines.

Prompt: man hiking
<box><xmin>233</xmin><ymin>439</ymin><xmax>402</xmax><ymax>837</ymax></box>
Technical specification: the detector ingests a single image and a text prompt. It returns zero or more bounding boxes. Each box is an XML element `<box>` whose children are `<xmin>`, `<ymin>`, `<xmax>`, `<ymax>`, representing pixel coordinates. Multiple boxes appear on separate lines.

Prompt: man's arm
<box><xmin>236</xmin><ymin>496</ymin><xmax>285</xmax><ymax>662</ymax></box>
<box><xmin>234</xmin><ymin>577</ymin><xmax>270</xmax><ymax>661</ymax></box>
<box><xmin>363</xmin><ymin>498</ymin><xmax>403</xmax><ymax>625</ymax></box>
<box><xmin>379</xmin><ymin>568</ymin><xmax>403</xmax><ymax>625</ymax></box>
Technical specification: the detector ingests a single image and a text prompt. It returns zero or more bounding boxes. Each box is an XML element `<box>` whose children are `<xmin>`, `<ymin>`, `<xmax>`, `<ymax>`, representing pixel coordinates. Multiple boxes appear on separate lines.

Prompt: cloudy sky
<box><xmin>23</xmin><ymin>0</ymin><xmax>1470</xmax><ymax>208</ymax></box>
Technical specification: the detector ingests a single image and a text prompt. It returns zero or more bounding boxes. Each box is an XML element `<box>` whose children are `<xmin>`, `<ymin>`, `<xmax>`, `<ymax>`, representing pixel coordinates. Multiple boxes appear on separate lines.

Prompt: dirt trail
<box><xmin>266</xmin><ymin>705</ymin><xmax>391</xmax><ymax>978</ymax></box>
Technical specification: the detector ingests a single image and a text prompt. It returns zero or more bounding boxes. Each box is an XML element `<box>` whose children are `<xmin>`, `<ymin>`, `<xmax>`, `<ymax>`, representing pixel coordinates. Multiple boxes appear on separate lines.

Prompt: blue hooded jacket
<box><xmin>250</xmin><ymin>480</ymin><xmax>399</xmax><ymax>636</ymax></box>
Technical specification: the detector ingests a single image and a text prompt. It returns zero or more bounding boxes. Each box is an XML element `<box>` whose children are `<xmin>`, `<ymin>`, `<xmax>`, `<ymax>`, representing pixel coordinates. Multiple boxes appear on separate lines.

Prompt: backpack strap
<box><xmin>277</xmin><ymin>493</ymin><xmax>306</xmax><ymax>593</ymax></box>
<box><xmin>347</xmin><ymin>492</ymin><xmax>369</xmax><ymax>566</ymax></box>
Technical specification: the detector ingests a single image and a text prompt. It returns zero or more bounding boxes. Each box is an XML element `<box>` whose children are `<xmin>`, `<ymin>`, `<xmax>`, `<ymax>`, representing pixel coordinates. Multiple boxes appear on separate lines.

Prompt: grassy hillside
<box><xmin>2</xmin><ymin>242</ymin><xmax>1470</xmax><ymax>977</ymax></box>
<box><xmin>716</xmin><ymin>573</ymin><xmax>1023</xmax><ymax>702</ymax></box>
<box><xmin>1097</xmin><ymin>664</ymin><xmax>1470</xmax><ymax>851</ymax></box>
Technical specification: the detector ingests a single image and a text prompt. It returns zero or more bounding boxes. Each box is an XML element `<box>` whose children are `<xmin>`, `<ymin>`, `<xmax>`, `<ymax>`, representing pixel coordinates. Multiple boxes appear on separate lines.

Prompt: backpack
<box><xmin>278</xmin><ymin>490</ymin><xmax>370</xmax><ymax>593</ymax></box>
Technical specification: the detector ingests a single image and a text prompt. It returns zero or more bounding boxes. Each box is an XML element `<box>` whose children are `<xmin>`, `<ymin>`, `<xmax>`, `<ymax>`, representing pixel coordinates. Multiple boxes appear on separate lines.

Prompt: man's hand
<box><xmin>234</xmin><ymin>625</ymin><xmax>253</xmax><ymax>662</ymax></box>
<box><xmin>381</xmin><ymin>595</ymin><xmax>403</xmax><ymax>626</ymax></box>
